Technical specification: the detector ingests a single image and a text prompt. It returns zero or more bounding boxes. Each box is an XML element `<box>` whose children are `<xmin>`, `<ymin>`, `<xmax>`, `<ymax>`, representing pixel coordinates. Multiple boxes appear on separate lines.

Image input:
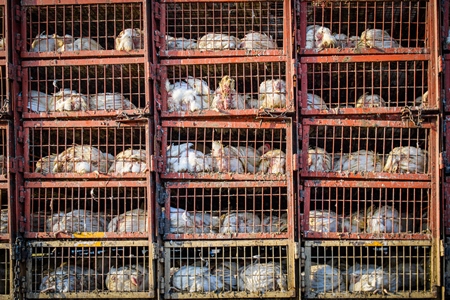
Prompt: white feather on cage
<box><xmin>52</xmin><ymin>89</ymin><xmax>89</xmax><ymax>112</ymax></box>
<box><xmin>167</xmin><ymin>143</ymin><xmax>213</xmax><ymax>173</ymax></box>
<box><xmin>239</xmin><ymin>262</ymin><xmax>286</xmax><ymax>293</ymax></box>
<box><xmin>89</xmin><ymin>93</ymin><xmax>136</xmax><ymax>110</ymax></box>
<box><xmin>383</xmin><ymin>146</ymin><xmax>427</xmax><ymax>174</ymax></box>
<box><xmin>258</xmin><ymin>79</ymin><xmax>287</xmax><ymax>109</ymax></box>
<box><xmin>30</xmin><ymin>32</ymin><xmax>73</xmax><ymax>52</ymax></box>
<box><xmin>334</xmin><ymin>150</ymin><xmax>383</xmax><ymax>172</ymax></box>
<box><xmin>358</xmin><ymin>29</ymin><xmax>399</xmax><ymax>49</ymax></box>
<box><xmin>108</xmin><ymin>149</ymin><xmax>147</xmax><ymax>174</ymax></box>
<box><xmin>258</xmin><ymin>149</ymin><xmax>286</xmax><ymax>174</ymax></box>
<box><xmin>165</xmin><ymin>35</ymin><xmax>198</xmax><ymax>50</ymax></box>
<box><xmin>211</xmin><ymin>262</ymin><xmax>240</xmax><ymax>291</ymax></box>
<box><xmin>262</xmin><ymin>213</ymin><xmax>288</xmax><ymax>233</ymax></box>
<box><xmin>35</xmin><ymin>154</ymin><xmax>58</xmax><ymax>174</ymax></box>
<box><xmin>220</xmin><ymin>212</ymin><xmax>261</xmax><ymax>234</ymax></box>
<box><xmin>47</xmin><ymin>209</ymin><xmax>107</xmax><ymax>233</ymax></box>
<box><xmin>52</xmin><ymin>145</ymin><xmax>112</xmax><ymax>174</ymax></box>
<box><xmin>0</xmin><ymin>209</ymin><xmax>7</xmax><ymax>233</ymax></box>
<box><xmin>40</xmin><ymin>265</ymin><xmax>96</xmax><ymax>293</ymax></box>
<box><xmin>57</xmin><ymin>38</ymin><xmax>104</xmax><ymax>53</ymax></box>
<box><xmin>307</xmin><ymin>93</ymin><xmax>328</xmax><ymax>110</ymax></box>
<box><xmin>238</xmin><ymin>32</ymin><xmax>277</xmax><ymax>50</ymax></box>
<box><xmin>115</xmin><ymin>29</ymin><xmax>144</xmax><ymax>51</ymax></box>
<box><xmin>347</xmin><ymin>264</ymin><xmax>376</xmax><ymax>291</ymax></box>
<box><xmin>197</xmin><ymin>33</ymin><xmax>239</xmax><ymax>50</ymax></box>
<box><xmin>309</xmin><ymin>210</ymin><xmax>337</xmax><ymax>233</ymax></box>
<box><xmin>166</xmin><ymin>79</ymin><xmax>210</xmax><ymax>112</ymax></box>
<box><xmin>107</xmin><ymin>209</ymin><xmax>148</xmax><ymax>233</ymax></box>
<box><xmin>27</xmin><ymin>90</ymin><xmax>53</xmax><ymax>112</ymax></box>
<box><xmin>232</xmin><ymin>144</ymin><xmax>269</xmax><ymax>173</ymax></box>
<box><xmin>366</xmin><ymin>205</ymin><xmax>400</xmax><ymax>234</ymax></box>
<box><xmin>308</xmin><ymin>264</ymin><xmax>342</xmax><ymax>292</ymax></box>
<box><xmin>106</xmin><ymin>264</ymin><xmax>149</xmax><ymax>292</ymax></box>
<box><xmin>307</xmin><ymin>148</ymin><xmax>332</xmax><ymax>172</ymax></box>
<box><xmin>355</xmin><ymin>93</ymin><xmax>386</xmax><ymax>108</ymax></box>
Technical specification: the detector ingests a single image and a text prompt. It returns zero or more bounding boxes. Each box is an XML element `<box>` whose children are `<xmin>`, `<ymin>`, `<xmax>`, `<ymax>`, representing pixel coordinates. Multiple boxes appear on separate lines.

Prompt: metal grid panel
<box><xmin>442</xmin><ymin>0</ymin><xmax>449</xmax><ymax>51</ymax></box>
<box><xmin>297</xmin><ymin>0</ymin><xmax>429</xmax><ymax>54</ymax></box>
<box><xmin>156</xmin><ymin>0</ymin><xmax>289</xmax><ymax>57</ymax></box>
<box><xmin>22</xmin><ymin>60</ymin><xmax>148</xmax><ymax>117</ymax></box>
<box><xmin>22</xmin><ymin>3</ymin><xmax>145</xmax><ymax>57</ymax></box>
<box><xmin>163</xmin><ymin>182</ymin><xmax>292</xmax><ymax>240</ymax></box>
<box><xmin>303</xmin><ymin>240</ymin><xmax>436</xmax><ymax>298</ymax></box>
<box><xmin>24</xmin><ymin>181</ymin><xmax>150</xmax><ymax>239</ymax></box>
<box><xmin>299</xmin><ymin>59</ymin><xmax>431</xmax><ymax>113</ymax></box>
<box><xmin>26</xmin><ymin>241</ymin><xmax>154</xmax><ymax>298</ymax></box>
<box><xmin>301</xmin><ymin>118</ymin><xmax>435</xmax><ymax>180</ymax></box>
<box><xmin>0</xmin><ymin>245</ymin><xmax>11</xmax><ymax>299</ymax></box>
<box><xmin>23</xmin><ymin>120</ymin><xmax>149</xmax><ymax>179</ymax></box>
<box><xmin>445</xmin><ymin>183</ymin><xmax>450</xmax><ymax>236</ymax></box>
<box><xmin>158</xmin><ymin>58</ymin><xmax>292</xmax><ymax>116</ymax></box>
<box><xmin>444</xmin><ymin>55</ymin><xmax>450</xmax><ymax>112</ymax></box>
<box><xmin>0</xmin><ymin>124</ymin><xmax>7</xmax><ymax>182</ymax></box>
<box><xmin>0</xmin><ymin>185</ymin><xmax>9</xmax><ymax>241</ymax></box>
<box><xmin>163</xmin><ymin>240</ymin><xmax>295</xmax><ymax>298</ymax></box>
<box><xmin>0</xmin><ymin>6</ymin><xmax>5</xmax><ymax>58</ymax></box>
<box><xmin>160</xmin><ymin>119</ymin><xmax>291</xmax><ymax>180</ymax></box>
<box><xmin>300</xmin><ymin>181</ymin><xmax>433</xmax><ymax>240</ymax></box>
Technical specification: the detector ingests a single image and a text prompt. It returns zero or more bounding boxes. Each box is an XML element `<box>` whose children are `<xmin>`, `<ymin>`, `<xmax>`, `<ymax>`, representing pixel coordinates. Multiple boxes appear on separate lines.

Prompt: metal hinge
<box><xmin>7</xmin><ymin>63</ymin><xmax>22</xmax><ymax>82</ymax></box>
<box><xmin>153</xmin><ymin>30</ymin><xmax>164</xmax><ymax>48</ymax></box>
<box><xmin>294</xmin><ymin>242</ymin><xmax>300</xmax><ymax>259</ymax></box>
<box><xmin>298</xmin><ymin>150</ymin><xmax>302</xmax><ymax>170</ymax></box>
<box><xmin>15</xmin><ymin>157</ymin><xmax>24</xmax><ymax>173</ymax></box>
<box><xmin>150</xmin><ymin>154</ymin><xmax>164</xmax><ymax>173</ymax></box>
<box><xmin>14</xmin><ymin>5</ymin><xmax>21</xmax><ymax>22</ymax></box>
<box><xmin>155</xmin><ymin>125</ymin><xmax>163</xmax><ymax>141</ymax></box>
<box><xmin>155</xmin><ymin>93</ymin><xmax>162</xmax><ymax>111</ymax></box>
<box><xmin>151</xmin><ymin>243</ymin><xmax>159</xmax><ymax>259</ymax></box>
<box><xmin>159</xmin><ymin>214</ymin><xmax>166</xmax><ymax>235</ymax></box>
<box><xmin>299</xmin><ymin>190</ymin><xmax>305</xmax><ymax>200</ymax></box>
<box><xmin>15</xmin><ymin>34</ymin><xmax>22</xmax><ymax>54</ymax></box>
<box><xmin>18</xmin><ymin>186</ymin><xmax>25</xmax><ymax>203</ymax></box>
<box><xmin>16</xmin><ymin>126</ymin><xmax>24</xmax><ymax>143</ymax></box>
<box><xmin>156</xmin><ymin>183</ymin><xmax>167</xmax><ymax>206</ymax></box>
<box><xmin>149</xmin><ymin>63</ymin><xmax>160</xmax><ymax>81</ymax></box>
<box><xmin>153</xmin><ymin>2</ymin><xmax>162</xmax><ymax>19</ymax></box>
<box><xmin>16</xmin><ymin>93</ymin><xmax>22</xmax><ymax>112</ymax></box>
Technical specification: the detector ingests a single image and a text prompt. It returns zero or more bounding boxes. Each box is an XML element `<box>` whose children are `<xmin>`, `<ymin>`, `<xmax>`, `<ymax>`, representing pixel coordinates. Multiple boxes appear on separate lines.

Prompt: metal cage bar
<box><xmin>0</xmin><ymin>244</ymin><xmax>11</xmax><ymax>299</ymax></box>
<box><xmin>26</xmin><ymin>240</ymin><xmax>154</xmax><ymax>298</ymax></box>
<box><xmin>300</xmin><ymin>118</ymin><xmax>436</xmax><ymax>180</ymax></box>
<box><xmin>163</xmin><ymin>240</ymin><xmax>296</xmax><ymax>298</ymax></box>
<box><xmin>303</xmin><ymin>240</ymin><xmax>436</xmax><ymax>298</ymax></box>
<box><xmin>23</xmin><ymin>120</ymin><xmax>149</xmax><ymax>180</ymax></box>
<box><xmin>162</xmin><ymin>181</ymin><xmax>293</xmax><ymax>240</ymax></box>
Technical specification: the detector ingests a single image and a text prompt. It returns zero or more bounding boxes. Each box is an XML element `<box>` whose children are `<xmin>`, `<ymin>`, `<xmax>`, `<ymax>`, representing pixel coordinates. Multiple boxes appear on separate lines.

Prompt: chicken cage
<box><xmin>21</xmin><ymin>59</ymin><xmax>149</xmax><ymax>118</ymax></box>
<box><xmin>299</xmin><ymin>180</ymin><xmax>436</xmax><ymax>240</ymax></box>
<box><xmin>300</xmin><ymin>118</ymin><xmax>437</xmax><ymax>180</ymax></box>
<box><xmin>23</xmin><ymin>120</ymin><xmax>150</xmax><ymax>179</ymax></box>
<box><xmin>0</xmin><ymin>4</ymin><xmax>6</xmax><ymax>58</ymax></box>
<box><xmin>162</xmin><ymin>240</ymin><xmax>296</xmax><ymax>298</ymax></box>
<box><xmin>20</xmin><ymin>1</ymin><xmax>146</xmax><ymax>58</ymax></box>
<box><xmin>159</xmin><ymin>118</ymin><xmax>292</xmax><ymax>181</ymax></box>
<box><xmin>444</xmin><ymin>55</ymin><xmax>450</xmax><ymax>112</ymax></box>
<box><xmin>302</xmin><ymin>240</ymin><xmax>437</xmax><ymax>298</ymax></box>
<box><xmin>0</xmin><ymin>244</ymin><xmax>11</xmax><ymax>299</ymax></box>
<box><xmin>157</xmin><ymin>58</ymin><xmax>293</xmax><ymax>116</ymax></box>
<box><xmin>152</xmin><ymin>0</ymin><xmax>291</xmax><ymax>57</ymax></box>
<box><xmin>442</xmin><ymin>0</ymin><xmax>450</xmax><ymax>51</ymax></box>
<box><xmin>444</xmin><ymin>181</ymin><xmax>450</xmax><ymax>236</ymax></box>
<box><xmin>26</xmin><ymin>240</ymin><xmax>154</xmax><ymax>298</ymax></box>
<box><xmin>23</xmin><ymin>181</ymin><xmax>151</xmax><ymax>239</ymax></box>
<box><xmin>160</xmin><ymin>181</ymin><xmax>293</xmax><ymax>240</ymax></box>
<box><xmin>298</xmin><ymin>57</ymin><xmax>433</xmax><ymax>114</ymax></box>
<box><xmin>296</xmin><ymin>0</ymin><xmax>432</xmax><ymax>55</ymax></box>
<box><xmin>0</xmin><ymin>185</ymin><xmax>9</xmax><ymax>241</ymax></box>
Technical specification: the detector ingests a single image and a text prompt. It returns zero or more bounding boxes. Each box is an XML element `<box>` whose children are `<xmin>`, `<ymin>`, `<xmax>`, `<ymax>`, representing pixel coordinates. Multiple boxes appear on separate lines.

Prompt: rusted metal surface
<box><xmin>20</xmin><ymin>2</ymin><xmax>146</xmax><ymax>58</ymax></box>
<box><xmin>296</xmin><ymin>0</ymin><xmax>430</xmax><ymax>55</ymax></box>
<box><xmin>159</xmin><ymin>119</ymin><xmax>292</xmax><ymax>181</ymax></box>
<box><xmin>0</xmin><ymin>184</ymin><xmax>9</xmax><ymax>242</ymax></box>
<box><xmin>23</xmin><ymin>120</ymin><xmax>149</xmax><ymax>179</ymax></box>
<box><xmin>303</xmin><ymin>240</ymin><xmax>436</xmax><ymax>298</ymax></box>
<box><xmin>298</xmin><ymin>58</ymin><xmax>431</xmax><ymax>114</ymax></box>
<box><xmin>162</xmin><ymin>181</ymin><xmax>293</xmax><ymax>240</ymax></box>
<box><xmin>0</xmin><ymin>245</ymin><xmax>11</xmax><ymax>299</ymax></box>
<box><xmin>23</xmin><ymin>181</ymin><xmax>150</xmax><ymax>239</ymax></box>
<box><xmin>443</xmin><ymin>0</ymin><xmax>449</xmax><ymax>51</ymax></box>
<box><xmin>154</xmin><ymin>0</ymin><xmax>291</xmax><ymax>57</ymax></box>
<box><xmin>300</xmin><ymin>118</ymin><xmax>436</xmax><ymax>180</ymax></box>
<box><xmin>445</xmin><ymin>55</ymin><xmax>450</xmax><ymax>112</ymax></box>
<box><xmin>163</xmin><ymin>240</ymin><xmax>296</xmax><ymax>298</ymax></box>
<box><xmin>300</xmin><ymin>180</ymin><xmax>433</xmax><ymax>240</ymax></box>
<box><xmin>26</xmin><ymin>240</ymin><xmax>154</xmax><ymax>298</ymax></box>
<box><xmin>445</xmin><ymin>182</ymin><xmax>450</xmax><ymax>236</ymax></box>
<box><xmin>21</xmin><ymin>58</ymin><xmax>149</xmax><ymax>118</ymax></box>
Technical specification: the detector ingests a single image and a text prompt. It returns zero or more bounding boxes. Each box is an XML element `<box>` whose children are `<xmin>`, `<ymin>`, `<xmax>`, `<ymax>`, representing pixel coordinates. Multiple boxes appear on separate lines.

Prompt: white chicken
<box><xmin>185</xmin><ymin>76</ymin><xmax>213</xmax><ymax>106</ymax></box>
<box><xmin>238</xmin><ymin>32</ymin><xmax>277</xmax><ymax>50</ymax></box>
<box><xmin>211</xmin><ymin>141</ymin><xmax>245</xmax><ymax>173</ymax></box>
<box><xmin>35</xmin><ymin>154</ymin><xmax>58</xmax><ymax>174</ymax></box>
<box><xmin>220</xmin><ymin>212</ymin><xmax>261</xmax><ymax>234</ymax></box>
<box><xmin>56</xmin><ymin>38</ymin><xmax>104</xmax><ymax>52</ymax></box>
<box><xmin>414</xmin><ymin>91</ymin><xmax>428</xmax><ymax>106</ymax></box>
<box><xmin>172</xmin><ymin>265</ymin><xmax>218</xmax><ymax>292</ymax></box>
<box><xmin>307</xmin><ymin>93</ymin><xmax>328</xmax><ymax>110</ymax></box>
<box><xmin>239</xmin><ymin>262</ymin><xmax>287</xmax><ymax>292</ymax></box>
<box><xmin>40</xmin><ymin>265</ymin><xmax>96</xmax><ymax>293</ymax></box>
<box><xmin>166</xmin><ymin>143</ymin><xmax>213</xmax><ymax>173</ymax></box>
<box><xmin>52</xmin><ymin>89</ymin><xmax>89</xmax><ymax>112</ymax></box>
<box><xmin>169</xmin><ymin>207</ymin><xmax>214</xmax><ymax>234</ymax></box>
<box><xmin>366</xmin><ymin>205</ymin><xmax>400</xmax><ymax>234</ymax></box>
<box><xmin>258</xmin><ymin>79</ymin><xmax>287</xmax><ymax>109</ymax></box>
<box><xmin>262</xmin><ymin>213</ymin><xmax>288</xmax><ymax>233</ymax></box>
<box><xmin>107</xmin><ymin>209</ymin><xmax>148</xmax><ymax>232</ymax></box>
<box><xmin>52</xmin><ymin>145</ymin><xmax>112</xmax><ymax>174</ymax></box>
<box><xmin>349</xmin><ymin>267</ymin><xmax>395</xmax><ymax>293</ymax></box>
<box><xmin>115</xmin><ymin>28</ymin><xmax>144</xmax><ymax>51</ymax></box>
<box><xmin>108</xmin><ymin>149</ymin><xmax>147</xmax><ymax>174</ymax></box>
<box><xmin>0</xmin><ymin>38</ymin><xmax>5</xmax><ymax>51</ymax></box>
<box><xmin>309</xmin><ymin>264</ymin><xmax>342</xmax><ymax>292</ymax></box>
<box><xmin>47</xmin><ymin>209</ymin><xmax>107</xmax><ymax>233</ymax></box>
<box><xmin>334</xmin><ymin>150</ymin><xmax>383</xmax><ymax>172</ymax></box>
<box><xmin>258</xmin><ymin>149</ymin><xmax>286</xmax><ymax>174</ymax></box>
<box><xmin>30</xmin><ymin>32</ymin><xmax>73</xmax><ymax>52</ymax></box>
<box><xmin>106</xmin><ymin>264</ymin><xmax>149</xmax><ymax>292</ymax></box>
<box><xmin>307</xmin><ymin>147</ymin><xmax>332</xmax><ymax>172</ymax></box>
<box><xmin>211</xmin><ymin>262</ymin><xmax>240</xmax><ymax>291</ymax></box>
<box><xmin>165</xmin><ymin>79</ymin><xmax>208</xmax><ymax>112</ymax></box>
<box><xmin>309</xmin><ymin>210</ymin><xmax>337</xmax><ymax>233</ymax></box>
<box><xmin>28</xmin><ymin>90</ymin><xmax>53</xmax><ymax>112</ymax></box>
<box><xmin>383</xmin><ymin>146</ymin><xmax>427</xmax><ymax>174</ymax></box>
<box><xmin>356</xmin><ymin>93</ymin><xmax>386</xmax><ymax>108</ymax></box>
<box><xmin>211</xmin><ymin>76</ymin><xmax>247</xmax><ymax>110</ymax></box>
<box><xmin>341</xmin><ymin>210</ymin><xmax>366</xmax><ymax>233</ymax></box>
<box><xmin>233</xmin><ymin>144</ymin><xmax>270</xmax><ymax>173</ymax></box>
<box><xmin>165</xmin><ymin>35</ymin><xmax>197</xmax><ymax>50</ymax></box>
<box><xmin>0</xmin><ymin>209</ymin><xmax>7</xmax><ymax>233</ymax></box>
<box><xmin>197</xmin><ymin>33</ymin><xmax>239</xmax><ymax>50</ymax></box>
<box><xmin>305</xmin><ymin>25</ymin><xmax>337</xmax><ymax>50</ymax></box>
<box><xmin>89</xmin><ymin>93</ymin><xmax>136</xmax><ymax>110</ymax></box>
<box><xmin>358</xmin><ymin>29</ymin><xmax>399</xmax><ymax>49</ymax></box>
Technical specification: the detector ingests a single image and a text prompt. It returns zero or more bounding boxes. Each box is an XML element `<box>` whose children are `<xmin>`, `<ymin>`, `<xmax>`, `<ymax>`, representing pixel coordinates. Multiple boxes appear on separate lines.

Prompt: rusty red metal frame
<box><xmin>162</xmin><ymin>181</ymin><xmax>294</xmax><ymax>240</ymax></box>
<box><xmin>300</xmin><ymin>118</ymin><xmax>436</xmax><ymax>180</ymax></box>
<box><xmin>0</xmin><ymin>184</ymin><xmax>9</xmax><ymax>242</ymax></box>
<box><xmin>154</xmin><ymin>0</ymin><xmax>291</xmax><ymax>58</ymax></box>
<box><xmin>300</xmin><ymin>180</ymin><xmax>434</xmax><ymax>240</ymax></box>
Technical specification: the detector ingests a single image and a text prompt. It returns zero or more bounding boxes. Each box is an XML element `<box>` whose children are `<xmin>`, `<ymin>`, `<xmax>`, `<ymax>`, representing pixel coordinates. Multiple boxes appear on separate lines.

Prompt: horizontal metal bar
<box><xmin>22</xmin><ymin>0</ymin><xmax>143</xmax><ymax>4</ymax></box>
<box><xmin>304</xmin><ymin>240</ymin><xmax>433</xmax><ymax>247</ymax></box>
<box><xmin>300</xmin><ymin>171</ymin><xmax>430</xmax><ymax>181</ymax></box>
<box><xmin>21</xmin><ymin>57</ymin><xmax>145</xmax><ymax>67</ymax></box>
<box><xmin>299</xmin><ymin>48</ymin><xmax>430</xmax><ymax>56</ymax></box>
<box><xmin>165</xmin><ymin>291</ymin><xmax>295</xmax><ymax>299</ymax></box>
<box><xmin>302</xmin><ymin>118</ymin><xmax>434</xmax><ymax>128</ymax></box>
<box><xmin>23</xmin><ymin>111</ymin><xmax>150</xmax><ymax>120</ymax></box>
<box><xmin>160</xmin><ymin>56</ymin><xmax>288</xmax><ymax>65</ymax></box>
<box><xmin>166</xmin><ymin>181</ymin><xmax>287</xmax><ymax>188</ymax></box>
<box><xmin>162</xmin><ymin>0</ymin><xmax>282</xmax><ymax>2</ymax></box>
<box><xmin>27</xmin><ymin>292</ymin><xmax>152</xmax><ymax>299</ymax></box>
<box><xmin>162</xmin><ymin>119</ymin><xmax>291</xmax><ymax>129</ymax></box>
<box><xmin>28</xmin><ymin>240</ymin><xmax>149</xmax><ymax>247</ymax></box>
<box><xmin>0</xmin><ymin>243</ymin><xmax>10</xmax><ymax>249</ymax></box>
<box><xmin>305</xmin><ymin>291</ymin><xmax>437</xmax><ymax>299</ymax></box>
<box><xmin>303</xmin><ymin>232</ymin><xmax>433</xmax><ymax>240</ymax></box>
<box><xmin>24</xmin><ymin>232</ymin><xmax>149</xmax><ymax>239</ymax></box>
<box><xmin>25</xmin><ymin>180</ymin><xmax>148</xmax><ymax>188</ymax></box>
<box><xmin>161</xmin><ymin>173</ymin><xmax>287</xmax><ymax>181</ymax></box>
<box><xmin>162</xmin><ymin>108</ymin><xmax>294</xmax><ymax>118</ymax></box>
<box><xmin>165</xmin><ymin>233</ymin><xmax>290</xmax><ymax>240</ymax></box>
<box><xmin>24</xmin><ymin>173</ymin><xmax>147</xmax><ymax>180</ymax></box>
<box><xmin>159</xmin><ymin>50</ymin><xmax>286</xmax><ymax>58</ymax></box>
<box><xmin>21</xmin><ymin>50</ymin><xmax>145</xmax><ymax>59</ymax></box>
<box><xmin>164</xmin><ymin>239</ymin><xmax>292</xmax><ymax>248</ymax></box>
<box><xmin>303</xmin><ymin>180</ymin><xmax>431</xmax><ymax>188</ymax></box>
<box><xmin>23</xmin><ymin>120</ymin><xmax>147</xmax><ymax>128</ymax></box>
<box><xmin>301</xmin><ymin>54</ymin><xmax>430</xmax><ymax>63</ymax></box>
